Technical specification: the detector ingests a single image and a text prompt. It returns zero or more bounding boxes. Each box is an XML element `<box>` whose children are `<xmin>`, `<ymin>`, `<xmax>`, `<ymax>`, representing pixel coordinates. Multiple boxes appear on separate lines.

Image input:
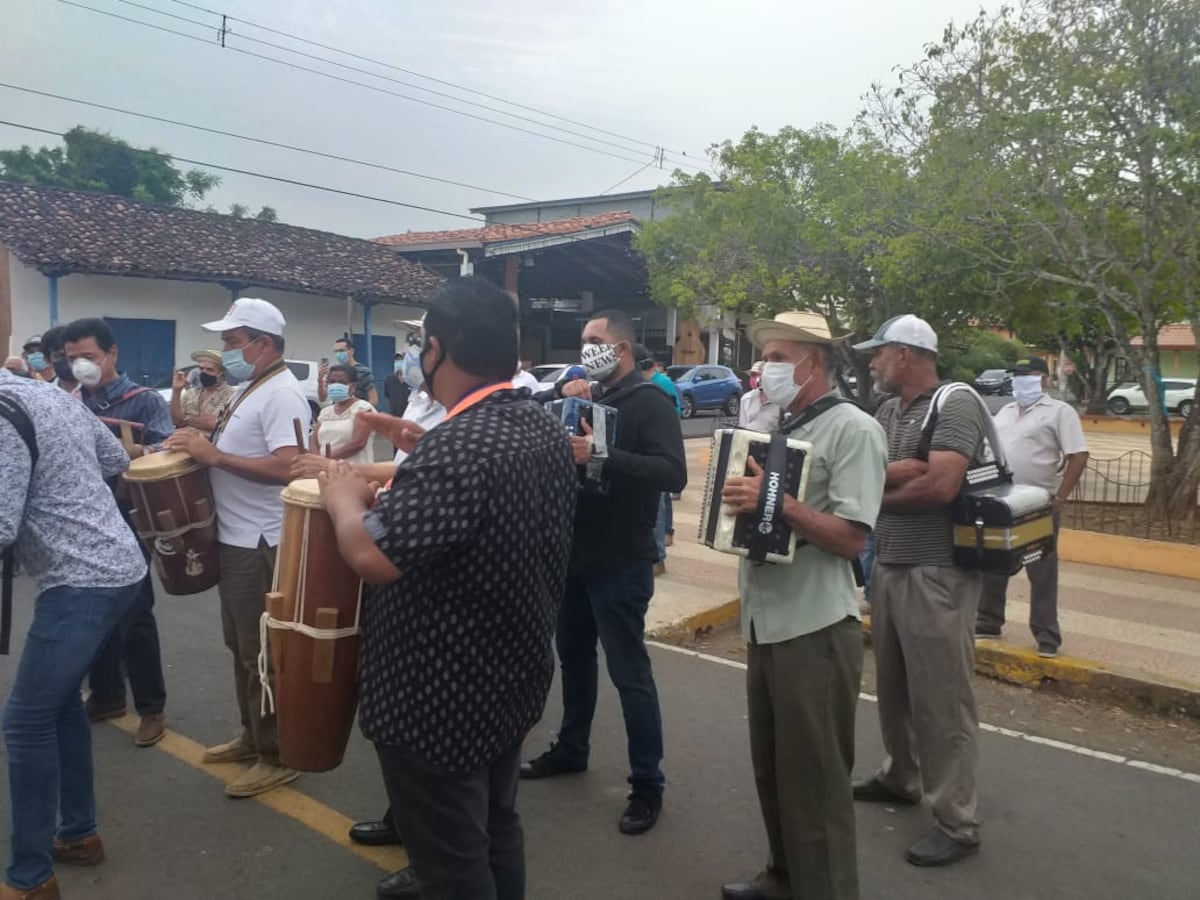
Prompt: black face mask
<box><xmin>420</xmin><ymin>340</ymin><xmax>444</xmax><ymax>398</ymax></box>
<box><xmin>198</xmin><ymin>372</ymin><xmax>219</xmax><ymax>388</ymax></box>
<box><xmin>52</xmin><ymin>358</ymin><xmax>74</xmax><ymax>382</ymax></box>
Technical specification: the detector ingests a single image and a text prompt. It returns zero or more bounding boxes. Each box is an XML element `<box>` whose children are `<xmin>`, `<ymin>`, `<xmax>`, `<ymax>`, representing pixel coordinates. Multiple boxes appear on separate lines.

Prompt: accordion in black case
<box><xmin>699</xmin><ymin>428</ymin><xmax>813</xmax><ymax>564</ymax></box>
<box><xmin>920</xmin><ymin>384</ymin><xmax>1055</xmax><ymax>575</ymax></box>
<box><xmin>549</xmin><ymin>397</ymin><xmax>619</xmax><ymax>496</ymax></box>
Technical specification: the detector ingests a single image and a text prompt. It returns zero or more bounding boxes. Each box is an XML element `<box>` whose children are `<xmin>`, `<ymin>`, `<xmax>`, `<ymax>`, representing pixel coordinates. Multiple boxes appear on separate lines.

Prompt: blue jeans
<box><xmin>859</xmin><ymin>532</ymin><xmax>876</xmax><ymax>606</ymax></box>
<box><xmin>3</xmin><ymin>583</ymin><xmax>138</xmax><ymax>889</ymax></box>
<box><xmin>555</xmin><ymin>562</ymin><xmax>665</xmax><ymax>790</ymax></box>
<box><xmin>653</xmin><ymin>493</ymin><xmax>670</xmax><ymax>563</ymax></box>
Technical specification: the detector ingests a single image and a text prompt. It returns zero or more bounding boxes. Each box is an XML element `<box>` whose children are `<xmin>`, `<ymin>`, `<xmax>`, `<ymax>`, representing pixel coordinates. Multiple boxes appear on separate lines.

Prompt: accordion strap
<box><xmin>745</xmin><ymin>433</ymin><xmax>790</xmax><ymax>563</ymax></box>
<box><xmin>916</xmin><ymin>382</ymin><xmax>1010</xmax><ymax>475</ymax></box>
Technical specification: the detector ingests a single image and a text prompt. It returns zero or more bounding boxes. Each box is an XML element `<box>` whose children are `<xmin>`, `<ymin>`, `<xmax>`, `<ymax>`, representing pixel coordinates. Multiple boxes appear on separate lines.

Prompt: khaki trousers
<box><xmin>218</xmin><ymin>541</ymin><xmax>279</xmax><ymax>762</ymax></box>
<box><xmin>871</xmin><ymin>563</ymin><xmax>982</xmax><ymax>844</ymax></box>
<box><xmin>747</xmin><ymin>617</ymin><xmax>863</xmax><ymax>900</ymax></box>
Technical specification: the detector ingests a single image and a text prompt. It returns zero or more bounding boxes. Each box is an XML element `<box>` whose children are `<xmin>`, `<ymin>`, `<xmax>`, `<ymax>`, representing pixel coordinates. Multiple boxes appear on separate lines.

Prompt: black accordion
<box><xmin>699</xmin><ymin>428</ymin><xmax>813</xmax><ymax>564</ymax></box>
<box><xmin>549</xmin><ymin>397</ymin><xmax>619</xmax><ymax>496</ymax></box>
<box><xmin>920</xmin><ymin>384</ymin><xmax>1055</xmax><ymax>575</ymax></box>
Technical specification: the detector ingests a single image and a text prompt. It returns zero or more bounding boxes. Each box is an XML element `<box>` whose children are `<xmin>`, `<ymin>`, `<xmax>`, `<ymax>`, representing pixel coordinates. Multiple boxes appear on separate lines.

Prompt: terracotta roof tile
<box><xmin>374</xmin><ymin>211</ymin><xmax>638</xmax><ymax>247</ymax></box>
<box><xmin>0</xmin><ymin>180</ymin><xmax>443</xmax><ymax>303</ymax></box>
<box><xmin>1130</xmin><ymin>324</ymin><xmax>1195</xmax><ymax>349</ymax></box>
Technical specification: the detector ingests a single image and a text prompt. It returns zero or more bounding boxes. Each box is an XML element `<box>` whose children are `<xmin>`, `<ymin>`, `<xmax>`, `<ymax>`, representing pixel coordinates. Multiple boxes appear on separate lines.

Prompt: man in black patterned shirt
<box><xmin>321</xmin><ymin>278</ymin><xmax>576</xmax><ymax>900</ymax></box>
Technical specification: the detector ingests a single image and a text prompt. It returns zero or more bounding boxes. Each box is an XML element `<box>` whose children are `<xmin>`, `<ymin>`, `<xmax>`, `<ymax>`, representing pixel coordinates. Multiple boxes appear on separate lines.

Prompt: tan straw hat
<box><xmin>746</xmin><ymin>310</ymin><xmax>833</xmax><ymax>348</ymax></box>
<box><xmin>190</xmin><ymin>349</ymin><xmax>224</xmax><ymax>370</ymax></box>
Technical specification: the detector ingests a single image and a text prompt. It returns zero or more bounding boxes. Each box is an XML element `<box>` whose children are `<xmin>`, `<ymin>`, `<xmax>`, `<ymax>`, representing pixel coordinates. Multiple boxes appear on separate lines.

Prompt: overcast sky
<box><xmin>2</xmin><ymin>0</ymin><xmax>993</xmax><ymax>239</ymax></box>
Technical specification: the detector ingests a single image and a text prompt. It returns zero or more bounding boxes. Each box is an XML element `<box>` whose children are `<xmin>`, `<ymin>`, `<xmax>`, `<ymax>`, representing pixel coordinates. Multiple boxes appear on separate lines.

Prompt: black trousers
<box><xmin>376</xmin><ymin>741</ymin><xmax>525</xmax><ymax>900</ymax></box>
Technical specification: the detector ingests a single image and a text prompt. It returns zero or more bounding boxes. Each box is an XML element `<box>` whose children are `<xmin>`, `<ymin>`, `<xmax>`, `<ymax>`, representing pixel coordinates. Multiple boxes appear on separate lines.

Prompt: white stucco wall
<box><xmin>8</xmin><ymin>256</ymin><xmax>407</xmax><ymax>367</ymax></box>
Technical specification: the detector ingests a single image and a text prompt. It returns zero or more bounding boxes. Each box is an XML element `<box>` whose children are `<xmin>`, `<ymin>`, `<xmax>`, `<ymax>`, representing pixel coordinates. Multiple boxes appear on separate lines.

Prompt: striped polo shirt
<box><xmin>874</xmin><ymin>386</ymin><xmax>989</xmax><ymax>567</ymax></box>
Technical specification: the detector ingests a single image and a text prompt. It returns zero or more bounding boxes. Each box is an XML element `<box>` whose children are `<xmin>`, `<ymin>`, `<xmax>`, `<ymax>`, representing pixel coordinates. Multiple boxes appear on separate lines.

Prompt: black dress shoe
<box><xmin>519</xmin><ymin>742</ymin><xmax>587</xmax><ymax>780</ymax></box>
<box><xmin>852</xmin><ymin>777</ymin><xmax>919</xmax><ymax>805</ymax></box>
<box><xmin>720</xmin><ymin>881</ymin><xmax>773</xmax><ymax>900</ymax></box>
<box><xmin>618</xmin><ymin>787</ymin><xmax>662</xmax><ymax>835</ymax></box>
<box><xmin>349</xmin><ymin>818</ymin><xmax>402</xmax><ymax>847</ymax></box>
<box><xmin>905</xmin><ymin>828</ymin><xmax>979</xmax><ymax>867</ymax></box>
<box><xmin>377</xmin><ymin>867</ymin><xmax>421</xmax><ymax>899</ymax></box>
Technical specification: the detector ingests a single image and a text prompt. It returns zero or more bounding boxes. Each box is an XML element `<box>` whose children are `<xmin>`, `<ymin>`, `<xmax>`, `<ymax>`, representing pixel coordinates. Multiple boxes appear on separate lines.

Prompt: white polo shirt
<box><xmin>391</xmin><ymin>389</ymin><xmax>447</xmax><ymax>466</ymax></box>
<box><xmin>738</xmin><ymin>389</ymin><xmax>782</xmax><ymax>432</ymax></box>
<box><xmin>993</xmin><ymin>395</ymin><xmax>1088</xmax><ymax>492</ymax></box>
<box><xmin>210</xmin><ymin>368</ymin><xmax>310</xmax><ymax>548</ymax></box>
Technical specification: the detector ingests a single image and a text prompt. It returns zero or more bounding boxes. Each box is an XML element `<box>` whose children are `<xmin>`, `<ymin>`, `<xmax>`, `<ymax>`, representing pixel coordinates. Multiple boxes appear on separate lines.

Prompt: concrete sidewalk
<box><xmin>649</xmin><ymin>438</ymin><xmax>1200</xmax><ymax>714</ymax></box>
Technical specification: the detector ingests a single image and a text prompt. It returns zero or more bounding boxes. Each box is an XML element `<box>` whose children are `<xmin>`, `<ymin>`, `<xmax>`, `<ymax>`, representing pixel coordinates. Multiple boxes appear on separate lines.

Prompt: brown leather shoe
<box><xmin>0</xmin><ymin>875</ymin><xmax>60</xmax><ymax>899</ymax></box>
<box><xmin>52</xmin><ymin>833</ymin><xmax>105</xmax><ymax>866</ymax></box>
<box><xmin>135</xmin><ymin>713</ymin><xmax>166</xmax><ymax>747</ymax></box>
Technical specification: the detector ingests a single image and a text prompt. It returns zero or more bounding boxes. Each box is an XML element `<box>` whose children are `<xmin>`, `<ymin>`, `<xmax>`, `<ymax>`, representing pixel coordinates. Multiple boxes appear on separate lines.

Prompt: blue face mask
<box><xmin>393</xmin><ymin>359</ymin><xmax>405</xmax><ymax>373</ymax></box>
<box><xmin>26</xmin><ymin>352</ymin><xmax>46</xmax><ymax>370</ymax></box>
<box><xmin>334</xmin><ymin>350</ymin><xmax>349</xmax><ymax>364</ymax></box>
<box><xmin>327</xmin><ymin>382</ymin><xmax>351</xmax><ymax>403</ymax></box>
<box><xmin>402</xmin><ymin>348</ymin><xmax>424</xmax><ymax>390</ymax></box>
<box><xmin>222</xmin><ymin>347</ymin><xmax>255</xmax><ymax>382</ymax></box>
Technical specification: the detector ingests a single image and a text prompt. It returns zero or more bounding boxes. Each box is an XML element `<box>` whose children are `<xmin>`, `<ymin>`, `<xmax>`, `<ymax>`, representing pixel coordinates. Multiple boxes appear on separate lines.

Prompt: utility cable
<box><xmin>162</xmin><ymin>0</ymin><xmax>704</xmax><ymax>163</ymax></box>
<box><xmin>0</xmin><ymin>81</ymin><xmax>536</xmax><ymax>201</ymax></box>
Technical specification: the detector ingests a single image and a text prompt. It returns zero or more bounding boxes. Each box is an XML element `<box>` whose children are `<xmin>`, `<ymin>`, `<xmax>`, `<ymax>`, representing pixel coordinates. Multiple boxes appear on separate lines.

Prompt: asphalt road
<box><xmin>1</xmin><ymin>573</ymin><xmax>1197</xmax><ymax>899</ymax></box>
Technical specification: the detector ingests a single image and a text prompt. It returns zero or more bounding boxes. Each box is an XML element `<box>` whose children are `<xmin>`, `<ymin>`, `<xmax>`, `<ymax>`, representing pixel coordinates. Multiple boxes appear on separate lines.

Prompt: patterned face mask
<box><xmin>581</xmin><ymin>342</ymin><xmax>620</xmax><ymax>381</ymax></box>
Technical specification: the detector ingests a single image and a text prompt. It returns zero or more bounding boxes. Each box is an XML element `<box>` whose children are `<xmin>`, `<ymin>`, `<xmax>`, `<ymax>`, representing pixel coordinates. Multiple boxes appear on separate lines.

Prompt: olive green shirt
<box><xmin>739</xmin><ymin>394</ymin><xmax>887</xmax><ymax>644</ymax></box>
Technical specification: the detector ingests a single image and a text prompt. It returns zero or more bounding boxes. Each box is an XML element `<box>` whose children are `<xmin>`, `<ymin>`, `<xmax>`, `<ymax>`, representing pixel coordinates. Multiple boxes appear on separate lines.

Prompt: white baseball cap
<box><xmin>852</xmin><ymin>314</ymin><xmax>938</xmax><ymax>354</ymax></box>
<box><xmin>202</xmin><ymin>297</ymin><xmax>286</xmax><ymax>336</ymax></box>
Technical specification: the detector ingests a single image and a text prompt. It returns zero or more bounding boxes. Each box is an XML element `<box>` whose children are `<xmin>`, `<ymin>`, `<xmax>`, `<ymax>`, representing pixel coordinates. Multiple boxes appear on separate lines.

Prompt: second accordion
<box><xmin>699</xmin><ymin>428</ymin><xmax>813</xmax><ymax>564</ymax></box>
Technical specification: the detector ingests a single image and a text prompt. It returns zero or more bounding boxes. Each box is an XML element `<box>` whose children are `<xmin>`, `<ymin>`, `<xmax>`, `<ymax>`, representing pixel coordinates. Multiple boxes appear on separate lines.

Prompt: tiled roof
<box><xmin>0</xmin><ymin>180</ymin><xmax>443</xmax><ymax>303</ymax></box>
<box><xmin>1130</xmin><ymin>324</ymin><xmax>1196</xmax><ymax>349</ymax></box>
<box><xmin>374</xmin><ymin>211</ymin><xmax>638</xmax><ymax>247</ymax></box>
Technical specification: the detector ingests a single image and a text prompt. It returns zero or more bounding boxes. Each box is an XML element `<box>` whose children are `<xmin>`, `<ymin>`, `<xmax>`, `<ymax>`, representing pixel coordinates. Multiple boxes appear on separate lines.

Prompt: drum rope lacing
<box><xmin>256</xmin><ymin>504</ymin><xmax>363</xmax><ymax>717</ymax></box>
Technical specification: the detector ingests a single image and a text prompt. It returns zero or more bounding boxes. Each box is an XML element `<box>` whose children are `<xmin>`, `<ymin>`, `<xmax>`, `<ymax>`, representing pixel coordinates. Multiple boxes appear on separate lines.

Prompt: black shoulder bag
<box><xmin>0</xmin><ymin>392</ymin><xmax>39</xmax><ymax>656</ymax></box>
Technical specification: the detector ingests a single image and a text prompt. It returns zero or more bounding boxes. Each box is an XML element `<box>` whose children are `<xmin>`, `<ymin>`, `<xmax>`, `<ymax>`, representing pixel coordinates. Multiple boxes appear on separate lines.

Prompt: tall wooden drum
<box><xmin>263</xmin><ymin>478</ymin><xmax>362</xmax><ymax>773</ymax></box>
<box><xmin>122</xmin><ymin>450</ymin><xmax>220</xmax><ymax>595</ymax></box>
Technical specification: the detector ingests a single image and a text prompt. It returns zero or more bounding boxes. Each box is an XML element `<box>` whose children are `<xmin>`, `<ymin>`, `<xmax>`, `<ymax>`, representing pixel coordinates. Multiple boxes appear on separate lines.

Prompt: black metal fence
<box><xmin>1063</xmin><ymin>450</ymin><xmax>1200</xmax><ymax>543</ymax></box>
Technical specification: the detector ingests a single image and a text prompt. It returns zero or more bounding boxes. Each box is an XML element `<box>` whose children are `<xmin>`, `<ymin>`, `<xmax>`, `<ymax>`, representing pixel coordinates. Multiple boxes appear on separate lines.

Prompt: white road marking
<box><xmin>647</xmin><ymin>640</ymin><xmax>1200</xmax><ymax>787</ymax></box>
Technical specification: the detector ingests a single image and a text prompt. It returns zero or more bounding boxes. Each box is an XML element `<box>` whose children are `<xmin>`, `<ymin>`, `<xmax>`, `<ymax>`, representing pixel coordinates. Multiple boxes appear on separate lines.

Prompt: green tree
<box><xmin>868</xmin><ymin>0</ymin><xmax>1200</xmax><ymax>520</ymax></box>
<box><xmin>0</xmin><ymin>126</ymin><xmax>281</xmax><ymax>222</ymax></box>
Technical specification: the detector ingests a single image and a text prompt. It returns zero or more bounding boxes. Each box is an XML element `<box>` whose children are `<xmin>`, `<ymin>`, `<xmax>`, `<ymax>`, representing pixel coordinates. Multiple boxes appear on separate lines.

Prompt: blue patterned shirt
<box><xmin>0</xmin><ymin>372</ymin><xmax>147</xmax><ymax>592</ymax></box>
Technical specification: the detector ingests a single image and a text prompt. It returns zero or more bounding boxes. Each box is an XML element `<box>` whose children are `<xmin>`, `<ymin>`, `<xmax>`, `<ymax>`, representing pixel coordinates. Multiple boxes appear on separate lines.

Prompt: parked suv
<box><xmin>1107</xmin><ymin>378</ymin><xmax>1197</xmax><ymax>417</ymax></box>
<box><xmin>973</xmin><ymin>368</ymin><xmax>1013</xmax><ymax>395</ymax></box>
<box><xmin>667</xmin><ymin>364</ymin><xmax>743</xmax><ymax>419</ymax></box>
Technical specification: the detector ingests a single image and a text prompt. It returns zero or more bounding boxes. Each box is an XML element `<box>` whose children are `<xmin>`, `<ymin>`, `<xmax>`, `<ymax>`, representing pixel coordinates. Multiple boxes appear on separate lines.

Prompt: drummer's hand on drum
<box><xmin>291</xmin><ymin>453</ymin><xmax>334</xmax><ymax>479</ymax></box>
<box><xmin>319</xmin><ymin>460</ymin><xmax>378</xmax><ymax>511</ymax></box>
<box><xmin>722</xmin><ymin>455</ymin><xmax>767</xmax><ymax>516</ymax></box>
<box><xmin>164</xmin><ymin>428</ymin><xmax>219</xmax><ymax>466</ymax></box>
<box><xmin>356</xmin><ymin>411</ymin><xmax>425</xmax><ymax>454</ymax></box>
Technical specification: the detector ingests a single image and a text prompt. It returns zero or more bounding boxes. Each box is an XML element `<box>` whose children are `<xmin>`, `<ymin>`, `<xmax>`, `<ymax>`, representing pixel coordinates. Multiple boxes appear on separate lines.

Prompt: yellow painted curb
<box><xmin>1058</xmin><ymin>529</ymin><xmax>1200</xmax><ymax>581</ymax></box>
<box><xmin>658</xmin><ymin>601</ymin><xmax>1200</xmax><ymax>718</ymax></box>
<box><xmin>1080</xmin><ymin>414</ymin><xmax>1182</xmax><ymax>437</ymax></box>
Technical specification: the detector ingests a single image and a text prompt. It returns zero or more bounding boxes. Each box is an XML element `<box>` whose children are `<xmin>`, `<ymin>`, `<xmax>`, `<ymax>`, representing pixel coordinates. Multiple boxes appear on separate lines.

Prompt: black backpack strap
<box><xmin>0</xmin><ymin>392</ymin><xmax>39</xmax><ymax>656</ymax></box>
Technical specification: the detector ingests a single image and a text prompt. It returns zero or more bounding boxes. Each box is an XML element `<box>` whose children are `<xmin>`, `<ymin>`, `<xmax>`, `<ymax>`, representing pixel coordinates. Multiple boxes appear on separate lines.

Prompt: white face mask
<box><xmin>760</xmin><ymin>356</ymin><xmax>813</xmax><ymax>409</ymax></box>
<box><xmin>1012</xmin><ymin>374</ymin><xmax>1044</xmax><ymax>407</ymax></box>
<box><xmin>581</xmin><ymin>342</ymin><xmax>620</xmax><ymax>381</ymax></box>
<box><xmin>71</xmin><ymin>358</ymin><xmax>103</xmax><ymax>388</ymax></box>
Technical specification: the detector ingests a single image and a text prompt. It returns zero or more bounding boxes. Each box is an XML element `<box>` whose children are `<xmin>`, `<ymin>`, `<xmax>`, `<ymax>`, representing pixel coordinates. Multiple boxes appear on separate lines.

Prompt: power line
<box><xmin>601</xmin><ymin>158</ymin><xmax>659</xmax><ymax>196</ymax></box>
<box><xmin>118</xmin><ymin>0</ymin><xmax>690</xmax><ymax>166</ymax></box>
<box><xmin>0</xmin><ymin>82</ymin><xmax>537</xmax><ymax>202</ymax></box>
<box><xmin>56</xmin><ymin>0</ymin><xmax>697</xmax><ymax>172</ymax></box>
<box><xmin>163</xmin><ymin>0</ymin><xmax>703</xmax><ymax>164</ymax></box>
<box><xmin>0</xmin><ymin>119</ymin><xmax>488</xmax><ymax>223</ymax></box>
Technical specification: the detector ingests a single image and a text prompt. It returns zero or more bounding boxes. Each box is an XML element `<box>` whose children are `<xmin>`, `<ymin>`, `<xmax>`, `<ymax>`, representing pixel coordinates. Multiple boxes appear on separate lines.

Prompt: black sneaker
<box><xmin>973</xmin><ymin>627</ymin><xmax>1001</xmax><ymax>640</ymax></box>
<box><xmin>618</xmin><ymin>787</ymin><xmax>662</xmax><ymax>835</ymax></box>
<box><xmin>1037</xmin><ymin>644</ymin><xmax>1059</xmax><ymax>659</ymax></box>
<box><xmin>519</xmin><ymin>742</ymin><xmax>587</xmax><ymax>780</ymax></box>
